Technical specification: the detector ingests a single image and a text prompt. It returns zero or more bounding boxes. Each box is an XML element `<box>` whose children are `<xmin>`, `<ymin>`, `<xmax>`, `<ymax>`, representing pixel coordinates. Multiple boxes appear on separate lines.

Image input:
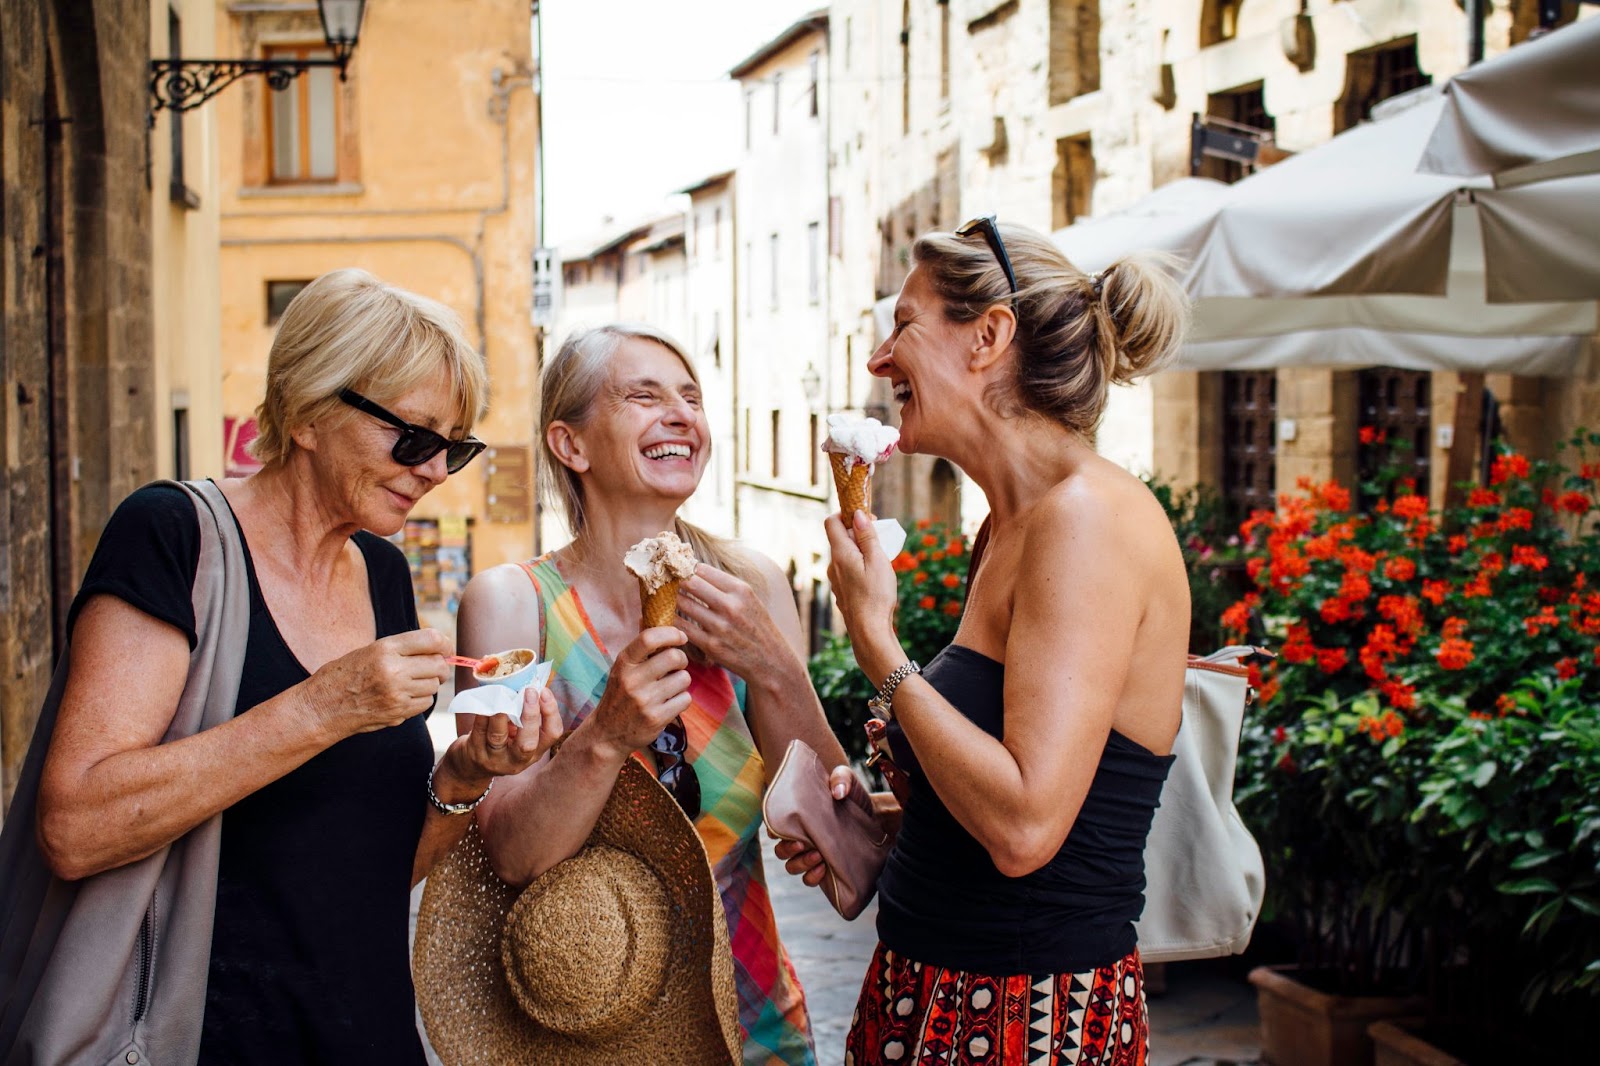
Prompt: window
<box><xmin>844</xmin><ymin>16</ymin><xmax>852</xmax><ymax>71</ymax></box>
<box><xmin>692</xmin><ymin>211</ymin><xmax>701</xmax><ymax>259</ymax></box>
<box><xmin>714</xmin><ymin>207</ymin><xmax>723</xmax><ymax>258</ymax></box>
<box><xmin>939</xmin><ymin>1</ymin><xmax>951</xmax><ymax>99</ymax></box>
<box><xmin>1220</xmin><ymin>372</ymin><xmax>1277</xmax><ymax>523</ymax></box>
<box><xmin>1358</xmin><ymin>369</ymin><xmax>1431</xmax><ymax>508</ymax></box>
<box><xmin>167</xmin><ymin>7</ymin><xmax>197</xmax><ymax>207</ymax></box>
<box><xmin>1200</xmin><ymin>0</ymin><xmax>1242</xmax><ymax>48</ymax></box>
<box><xmin>267</xmin><ymin>45</ymin><xmax>339</xmax><ymax>182</ymax></box>
<box><xmin>1048</xmin><ymin>0</ymin><xmax>1101</xmax><ymax>104</ymax></box>
<box><xmin>807</xmin><ymin>221</ymin><xmax>821</xmax><ymax>305</ymax></box>
<box><xmin>743</xmin><ymin>408</ymin><xmax>752</xmax><ymax>471</ymax></box>
<box><xmin>770</xmin><ymin>232</ymin><xmax>780</xmax><ymax>310</ymax></box>
<box><xmin>772</xmin><ymin>72</ymin><xmax>783</xmax><ymax>135</ymax></box>
<box><xmin>711</xmin><ymin>309</ymin><xmax>722</xmax><ymax>368</ymax></box>
<box><xmin>808</xmin><ymin>52</ymin><xmax>820</xmax><ymax>117</ymax></box>
<box><xmin>266</xmin><ymin>279</ymin><xmax>311</xmax><ymax>325</ymax></box>
<box><xmin>809</xmin><ymin>414</ymin><xmax>820</xmax><ymax>484</ymax></box>
<box><xmin>1053</xmin><ymin>136</ymin><xmax>1095</xmax><ymax>229</ymax></box>
<box><xmin>1336</xmin><ymin>38</ymin><xmax>1432</xmax><ymax>133</ymax></box>
<box><xmin>770</xmin><ymin>410</ymin><xmax>781</xmax><ymax>478</ymax></box>
<box><xmin>172</xmin><ymin>404</ymin><xmax>191</xmax><ymax>481</ymax></box>
<box><xmin>743</xmin><ymin>87</ymin><xmax>754</xmax><ymax>149</ymax></box>
<box><xmin>900</xmin><ymin>1</ymin><xmax>912</xmax><ymax>136</ymax></box>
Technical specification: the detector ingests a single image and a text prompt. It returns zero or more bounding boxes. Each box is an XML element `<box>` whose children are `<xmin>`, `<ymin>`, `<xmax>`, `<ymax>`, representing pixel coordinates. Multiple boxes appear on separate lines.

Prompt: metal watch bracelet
<box><xmin>867</xmin><ymin>659</ymin><xmax>921</xmax><ymax>720</ymax></box>
<box><xmin>427</xmin><ymin>762</ymin><xmax>493</xmax><ymax>815</ymax></box>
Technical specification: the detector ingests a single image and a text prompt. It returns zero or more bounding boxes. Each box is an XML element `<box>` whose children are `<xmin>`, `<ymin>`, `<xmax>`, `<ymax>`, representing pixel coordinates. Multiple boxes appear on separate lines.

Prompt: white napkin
<box><xmin>446</xmin><ymin>661</ymin><xmax>553</xmax><ymax>727</ymax></box>
<box><xmin>873</xmin><ymin>517</ymin><xmax>907</xmax><ymax>560</ymax></box>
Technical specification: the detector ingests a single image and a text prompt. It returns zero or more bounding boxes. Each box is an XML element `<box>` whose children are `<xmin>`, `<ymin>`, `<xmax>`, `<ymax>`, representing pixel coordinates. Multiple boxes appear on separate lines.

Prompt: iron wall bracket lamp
<box><xmin>150</xmin><ymin>0</ymin><xmax>366</xmax><ymax>114</ymax></box>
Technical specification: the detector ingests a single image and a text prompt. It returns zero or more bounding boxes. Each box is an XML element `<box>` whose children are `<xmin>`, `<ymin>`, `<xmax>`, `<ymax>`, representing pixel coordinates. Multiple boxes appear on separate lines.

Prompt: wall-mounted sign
<box><xmin>484</xmin><ymin>444</ymin><xmax>532</xmax><ymax>524</ymax></box>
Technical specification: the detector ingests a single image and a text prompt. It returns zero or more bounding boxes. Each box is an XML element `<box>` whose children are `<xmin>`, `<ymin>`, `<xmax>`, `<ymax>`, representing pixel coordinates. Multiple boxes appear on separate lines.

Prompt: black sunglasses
<box><xmin>650</xmin><ymin>717</ymin><xmax>702</xmax><ymax>820</ymax></box>
<box><xmin>338</xmin><ymin>389</ymin><xmax>486</xmax><ymax>474</ymax></box>
<box><xmin>955</xmin><ymin>214</ymin><xmax>1019</xmax><ymax>295</ymax></box>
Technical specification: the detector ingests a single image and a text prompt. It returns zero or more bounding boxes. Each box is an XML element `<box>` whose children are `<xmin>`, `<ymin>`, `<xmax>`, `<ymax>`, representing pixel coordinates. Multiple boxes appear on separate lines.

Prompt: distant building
<box><xmin>213</xmin><ymin>0</ymin><xmax>540</xmax><ymax>612</ymax></box>
<box><xmin>829</xmin><ymin>0</ymin><xmax>1598</xmax><ymax>531</ymax></box>
<box><xmin>729</xmin><ymin>11</ymin><xmax>844</xmax><ymax>642</ymax></box>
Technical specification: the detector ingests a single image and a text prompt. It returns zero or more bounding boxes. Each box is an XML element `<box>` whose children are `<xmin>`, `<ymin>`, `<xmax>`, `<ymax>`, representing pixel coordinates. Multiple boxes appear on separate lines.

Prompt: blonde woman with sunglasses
<box><xmin>22</xmin><ymin>269</ymin><xmax>560</xmax><ymax>1064</ymax></box>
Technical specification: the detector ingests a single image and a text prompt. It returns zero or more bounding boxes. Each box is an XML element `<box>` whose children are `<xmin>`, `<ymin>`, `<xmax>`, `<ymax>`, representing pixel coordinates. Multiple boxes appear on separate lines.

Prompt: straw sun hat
<box><xmin>413</xmin><ymin>756</ymin><xmax>741</xmax><ymax>1065</ymax></box>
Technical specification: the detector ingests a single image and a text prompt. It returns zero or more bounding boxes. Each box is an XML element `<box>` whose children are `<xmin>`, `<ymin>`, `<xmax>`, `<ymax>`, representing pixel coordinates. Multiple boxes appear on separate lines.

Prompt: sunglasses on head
<box><xmin>649</xmin><ymin>716</ymin><xmax>702</xmax><ymax>820</ymax></box>
<box><xmin>955</xmin><ymin>214</ymin><xmax>1019</xmax><ymax>296</ymax></box>
<box><xmin>338</xmin><ymin>389</ymin><xmax>486</xmax><ymax>474</ymax></box>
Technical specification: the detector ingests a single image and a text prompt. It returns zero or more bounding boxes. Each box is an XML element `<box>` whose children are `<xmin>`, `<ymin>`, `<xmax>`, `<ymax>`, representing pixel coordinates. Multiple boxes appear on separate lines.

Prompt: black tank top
<box><xmin>875</xmin><ymin>643</ymin><xmax>1175</xmax><ymax>975</ymax></box>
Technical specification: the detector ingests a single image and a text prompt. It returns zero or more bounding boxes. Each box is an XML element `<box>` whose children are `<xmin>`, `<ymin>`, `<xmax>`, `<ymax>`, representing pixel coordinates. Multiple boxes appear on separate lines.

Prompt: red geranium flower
<box><xmin>1555</xmin><ymin>658</ymin><xmax>1578</xmax><ymax>681</ymax></box>
<box><xmin>1384</xmin><ymin>556</ymin><xmax>1417</xmax><ymax>582</ymax></box>
<box><xmin>1436</xmin><ymin>637</ymin><xmax>1475</xmax><ymax>670</ymax></box>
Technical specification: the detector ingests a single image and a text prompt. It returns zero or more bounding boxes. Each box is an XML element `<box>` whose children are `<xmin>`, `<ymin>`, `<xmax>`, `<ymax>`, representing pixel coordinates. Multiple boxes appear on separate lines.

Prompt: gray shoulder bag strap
<box><xmin>0</xmin><ymin>480</ymin><xmax>250</xmax><ymax>1066</ymax></box>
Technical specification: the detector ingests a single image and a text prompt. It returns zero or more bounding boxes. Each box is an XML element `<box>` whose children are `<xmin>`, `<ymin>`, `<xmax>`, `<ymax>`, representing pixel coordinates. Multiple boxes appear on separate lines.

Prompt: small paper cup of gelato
<box><xmin>471</xmin><ymin>647</ymin><xmax>540</xmax><ymax>691</ymax></box>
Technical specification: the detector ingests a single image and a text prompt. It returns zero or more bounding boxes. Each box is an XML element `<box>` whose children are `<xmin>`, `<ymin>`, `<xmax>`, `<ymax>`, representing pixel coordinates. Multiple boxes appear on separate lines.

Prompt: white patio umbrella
<box><xmin>1047</xmin><ymin>81</ymin><xmax>1598</xmax><ymax>375</ymax></box>
<box><xmin>1418</xmin><ymin>17</ymin><xmax>1600</xmax><ymax>187</ymax></box>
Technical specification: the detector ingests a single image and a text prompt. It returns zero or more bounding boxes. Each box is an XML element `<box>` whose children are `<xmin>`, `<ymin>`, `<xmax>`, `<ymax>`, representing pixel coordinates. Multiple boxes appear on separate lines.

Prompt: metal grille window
<box><xmin>1337</xmin><ymin>38</ymin><xmax>1432</xmax><ymax>133</ymax></box>
<box><xmin>1358</xmin><ymin>369</ymin><xmax>1431</xmax><ymax>505</ymax></box>
<box><xmin>1221</xmin><ymin>371</ymin><xmax>1278</xmax><ymax>521</ymax></box>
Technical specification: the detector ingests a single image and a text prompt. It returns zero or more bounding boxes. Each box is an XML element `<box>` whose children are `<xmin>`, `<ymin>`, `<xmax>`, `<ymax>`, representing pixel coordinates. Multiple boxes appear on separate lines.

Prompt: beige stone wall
<box><xmin>215</xmin><ymin>0</ymin><xmax>540</xmax><ymax>576</ymax></box>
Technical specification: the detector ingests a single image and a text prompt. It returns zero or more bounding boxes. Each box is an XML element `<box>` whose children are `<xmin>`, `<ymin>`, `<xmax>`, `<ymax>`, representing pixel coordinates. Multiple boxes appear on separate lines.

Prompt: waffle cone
<box><xmin>640</xmin><ymin>578</ymin><xmax>682</xmax><ymax>629</ymax></box>
<box><xmin>829</xmin><ymin>453</ymin><xmax>872</xmax><ymax>519</ymax></box>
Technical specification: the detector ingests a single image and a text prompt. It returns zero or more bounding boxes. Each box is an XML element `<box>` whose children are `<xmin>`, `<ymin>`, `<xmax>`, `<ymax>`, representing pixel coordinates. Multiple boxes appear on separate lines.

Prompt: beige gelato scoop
<box><xmin>625</xmin><ymin>531</ymin><xmax>699</xmax><ymax>628</ymax></box>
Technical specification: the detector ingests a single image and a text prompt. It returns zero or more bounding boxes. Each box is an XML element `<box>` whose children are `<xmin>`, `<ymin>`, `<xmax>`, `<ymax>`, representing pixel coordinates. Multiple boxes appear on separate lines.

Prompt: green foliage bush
<box><xmin>808</xmin><ymin>522</ymin><xmax>970</xmax><ymax>763</ymax></box>
<box><xmin>1227</xmin><ymin>431</ymin><xmax>1600</xmax><ymax>1018</ymax></box>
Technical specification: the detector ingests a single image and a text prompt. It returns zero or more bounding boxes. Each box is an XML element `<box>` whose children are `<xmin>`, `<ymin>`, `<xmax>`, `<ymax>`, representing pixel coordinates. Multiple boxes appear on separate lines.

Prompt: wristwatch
<box><xmin>867</xmin><ymin>660</ymin><xmax>921</xmax><ymax>721</ymax></box>
<box><xmin>427</xmin><ymin>763</ymin><xmax>493</xmax><ymax>816</ymax></box>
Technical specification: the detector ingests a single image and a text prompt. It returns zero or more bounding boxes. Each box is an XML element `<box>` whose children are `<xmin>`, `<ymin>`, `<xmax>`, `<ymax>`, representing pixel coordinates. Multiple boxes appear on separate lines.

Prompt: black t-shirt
<box><xmin>69</xmin><ymin>483</ymin><xmax>432</xmax><ymax>1065</ymax></box>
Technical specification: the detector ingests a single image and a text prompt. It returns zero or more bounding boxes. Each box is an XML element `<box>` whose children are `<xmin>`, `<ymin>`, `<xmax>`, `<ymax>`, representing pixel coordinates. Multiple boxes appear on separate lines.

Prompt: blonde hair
<box><xmin>251</xmin><ymin>269</ymin><xmax>488</xmax><ymax>468</ymax></box>
<box><xmin>541</xmin><ymin>324</ymin><xmax>758</xmax><ymax>584</ymax></box>
<box><xmin>912</xmin><ymin>223</ymin><xmax>1188</xmax><ymax>437</ymax></box>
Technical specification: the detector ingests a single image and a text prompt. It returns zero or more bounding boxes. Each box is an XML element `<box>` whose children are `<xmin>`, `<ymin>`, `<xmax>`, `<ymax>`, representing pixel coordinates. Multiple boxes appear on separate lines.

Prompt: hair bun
<box><xmin>1095</xmin><ymin>254</ymin><xmax>1189</xmax><ymax>385</ymax></box>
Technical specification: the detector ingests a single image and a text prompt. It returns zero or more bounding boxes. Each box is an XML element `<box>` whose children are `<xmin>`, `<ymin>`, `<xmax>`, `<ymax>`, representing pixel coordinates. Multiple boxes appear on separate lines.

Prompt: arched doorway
<box><xmin>928</xmin><ymin>459</ymin><xmax>959</xmax><ymax>527</ymax></box>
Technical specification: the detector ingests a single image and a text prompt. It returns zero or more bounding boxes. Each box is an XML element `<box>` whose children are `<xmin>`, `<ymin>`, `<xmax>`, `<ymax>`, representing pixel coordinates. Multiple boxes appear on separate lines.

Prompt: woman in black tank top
<box><xmin>776</xmin><ymin>220</ymin><xmax>1193</xmax><ymax>1064</ymax></box>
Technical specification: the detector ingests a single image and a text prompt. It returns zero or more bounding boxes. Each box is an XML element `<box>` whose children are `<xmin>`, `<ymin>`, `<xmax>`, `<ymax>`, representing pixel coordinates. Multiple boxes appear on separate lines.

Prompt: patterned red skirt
<box><xmin>844</xmin><ymin>942</ymin><xmax>1148</xmax><ymax>1065</ymax></box>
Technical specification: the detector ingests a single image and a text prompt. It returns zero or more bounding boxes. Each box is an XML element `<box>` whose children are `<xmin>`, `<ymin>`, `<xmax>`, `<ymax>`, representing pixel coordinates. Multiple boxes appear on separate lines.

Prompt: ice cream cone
<box><xmin>830</xmin><ymin>453</ymin><xmax>872</xmax><ymax>519</ymax></box>
<box><xmin>640</xmin><ymin>577</ymin><xmax>682</xmax><ymax>629</ymax></box>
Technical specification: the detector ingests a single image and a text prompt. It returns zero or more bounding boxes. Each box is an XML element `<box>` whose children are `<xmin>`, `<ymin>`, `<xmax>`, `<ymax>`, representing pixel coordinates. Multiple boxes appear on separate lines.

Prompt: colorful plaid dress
<box><xmin>519</xmin><ymin>556</ymin><xmax>816</xmax><ymax>1066</ymax></box>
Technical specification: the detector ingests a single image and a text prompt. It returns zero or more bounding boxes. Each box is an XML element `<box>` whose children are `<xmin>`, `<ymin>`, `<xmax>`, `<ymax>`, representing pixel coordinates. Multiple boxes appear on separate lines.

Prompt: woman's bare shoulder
<box><xmin>459</xmin><ymin>561</ymin><xmax>541</xmax><ymax>615</ymax></box>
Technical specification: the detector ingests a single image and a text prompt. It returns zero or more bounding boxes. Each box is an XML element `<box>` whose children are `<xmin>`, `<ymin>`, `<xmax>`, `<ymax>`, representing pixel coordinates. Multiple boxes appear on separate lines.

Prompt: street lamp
<box><xmin>800</xmin><ymin>364</ymin><xmax>822</xmax><ymax>409</ymax></box>
<box><xmin>150</xmin><ymin>0</ymin><xmax>368</xmax><ymax>114</ymax></box>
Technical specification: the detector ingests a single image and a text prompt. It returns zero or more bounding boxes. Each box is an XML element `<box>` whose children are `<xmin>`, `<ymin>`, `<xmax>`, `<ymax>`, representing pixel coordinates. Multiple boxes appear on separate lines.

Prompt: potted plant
<box><xmin>809</xmin><ymin>521</ymin><xmax>970</xmax><ymax>763</ymax></box>
<box><xmin>1226</xmin><ymin>432</ymin><xmax>1600</xmax><ymax>1064</ymax></box>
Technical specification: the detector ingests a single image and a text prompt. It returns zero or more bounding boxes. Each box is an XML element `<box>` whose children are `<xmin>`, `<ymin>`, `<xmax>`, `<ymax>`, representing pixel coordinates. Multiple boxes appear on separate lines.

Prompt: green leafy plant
<box><xmin>1227</xmin><ymin>429</ymin><xmax>1600</xmax><ymax>1033</ymax></box>
<box><xmin>1143</xmin><ymin>477</ymin><xmax>1253</xmax><ymax>652</ymax></box>
<box><xmin>808</xmin><ymin>521</ymin><xmax>970</xmax><ymax>762</ymax></box>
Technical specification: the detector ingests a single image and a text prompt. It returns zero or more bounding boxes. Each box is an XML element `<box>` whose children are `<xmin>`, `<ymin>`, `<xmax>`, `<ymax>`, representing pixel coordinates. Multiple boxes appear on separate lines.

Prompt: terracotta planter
<box><xmin>1249</xmin><ymin>965</ymin><xmax>1428</xmax><ymax>1066</ymax></box>
<box><xmin>1368</xmin><ymin>1020</ymin><xmax>1467</xmax><ymax>1066</ymax></box>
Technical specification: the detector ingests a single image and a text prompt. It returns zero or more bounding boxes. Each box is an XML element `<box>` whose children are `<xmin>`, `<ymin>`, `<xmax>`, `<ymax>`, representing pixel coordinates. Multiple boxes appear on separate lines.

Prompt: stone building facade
<box><xmin>213</xmin><ymin>0</ymin><xmax>540</xmax><ymax>611</ymax></box>
<box><xmin>830</xmin><ymin>0</ymin><xmax>1598</xmax><ymax>536</ymax></box>
<box><xmin>1</xmin><ymin>0</ymin><xmax>228</xmax><ymax>810</ymax></box>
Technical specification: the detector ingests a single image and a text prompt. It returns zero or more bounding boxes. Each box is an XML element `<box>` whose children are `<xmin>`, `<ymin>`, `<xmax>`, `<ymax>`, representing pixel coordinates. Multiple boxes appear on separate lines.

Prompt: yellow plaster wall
<box><xmin>215</xmin><ymin>0</ymin><xmax>540</xmax><ymax>576</ymax></box>
<box><xmin>151</xmin><ymin>0</ymin><xmax>224</xmax><ymax>482</ymax></box>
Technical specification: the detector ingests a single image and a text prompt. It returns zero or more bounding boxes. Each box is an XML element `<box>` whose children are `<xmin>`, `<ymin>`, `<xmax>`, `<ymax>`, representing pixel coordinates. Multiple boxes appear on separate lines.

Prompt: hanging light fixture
<box><xmin>150</xmin><ymin>0</ymin><xmax>368</xmax><ymax>114</ymax></box>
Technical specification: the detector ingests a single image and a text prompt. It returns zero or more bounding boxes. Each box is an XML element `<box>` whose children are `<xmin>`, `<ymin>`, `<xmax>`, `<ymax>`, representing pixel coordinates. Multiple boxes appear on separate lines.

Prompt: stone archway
<box><xmin>928</xmin><ymin>458</ymin><xmax>960</xmax><ymax>527</ymax></box>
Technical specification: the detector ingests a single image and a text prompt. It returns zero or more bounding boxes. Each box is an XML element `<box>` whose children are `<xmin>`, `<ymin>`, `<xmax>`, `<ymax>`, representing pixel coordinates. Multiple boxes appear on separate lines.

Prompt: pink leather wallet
<box><xmin>762</xmin><ymin>739</ymin><xmax>891</xmax><ymax>920</ymax></box>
